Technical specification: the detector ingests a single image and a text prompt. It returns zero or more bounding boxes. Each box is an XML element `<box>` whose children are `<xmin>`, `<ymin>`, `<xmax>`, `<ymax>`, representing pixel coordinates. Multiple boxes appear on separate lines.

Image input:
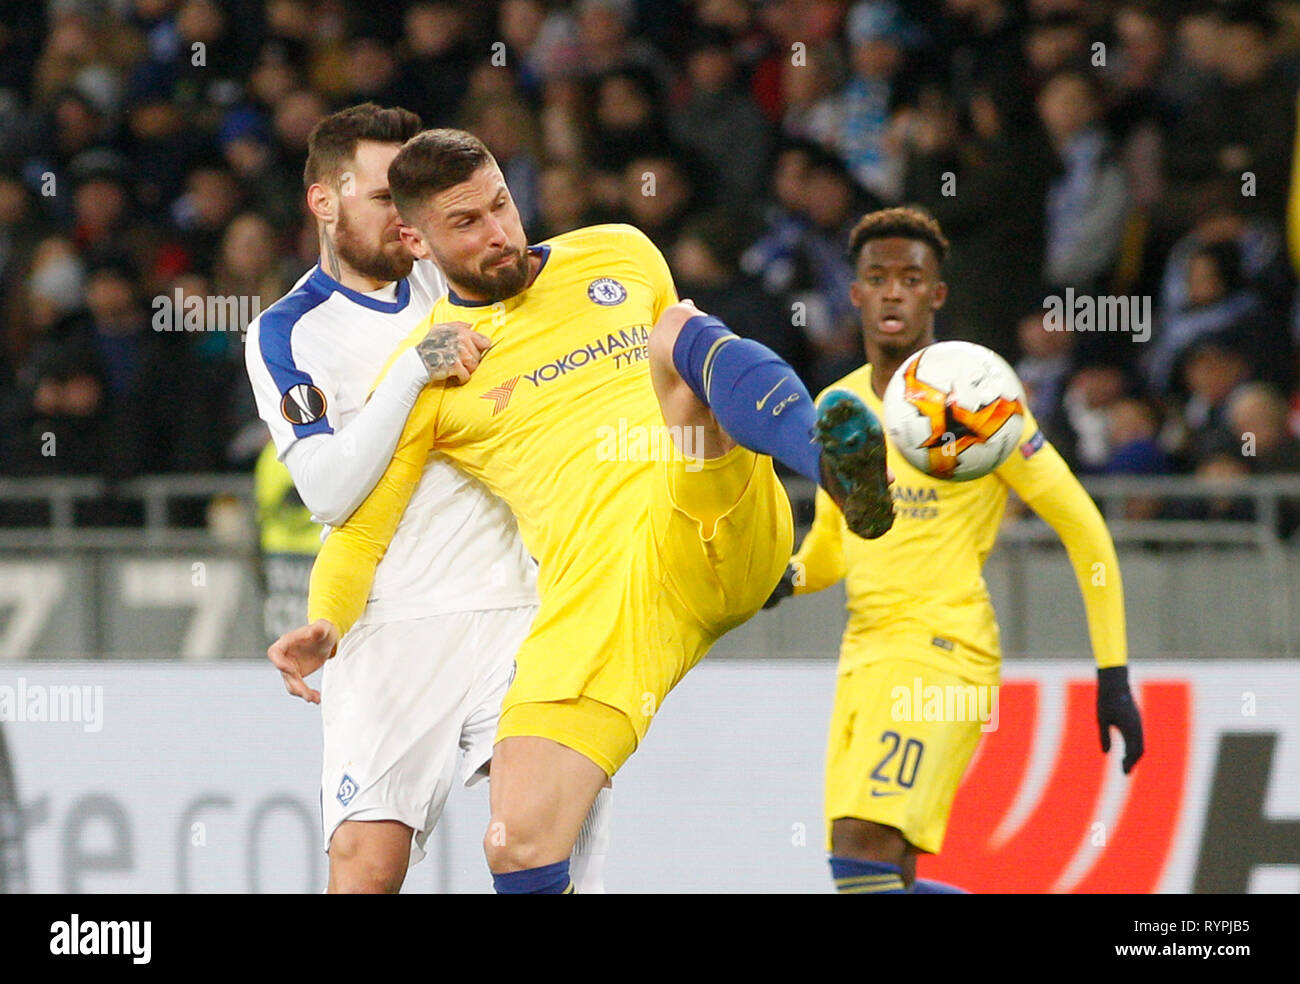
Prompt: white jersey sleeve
<box><xmin>244</xmin><ymin>261</ymin><xmax>441</xmax><ymax>523</ymax></box>
<box><xmin>282</xmin><ymin>349</ymin><xmax>428</xmax><ymax>524</ymax></box>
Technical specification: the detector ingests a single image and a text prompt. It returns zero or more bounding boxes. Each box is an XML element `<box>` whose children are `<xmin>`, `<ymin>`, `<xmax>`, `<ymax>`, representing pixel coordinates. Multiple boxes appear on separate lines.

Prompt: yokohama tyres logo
<box><xmin>917</xmin><ymin>679</ymin><xmax>1191</xmax><ymax>893</ymax></box>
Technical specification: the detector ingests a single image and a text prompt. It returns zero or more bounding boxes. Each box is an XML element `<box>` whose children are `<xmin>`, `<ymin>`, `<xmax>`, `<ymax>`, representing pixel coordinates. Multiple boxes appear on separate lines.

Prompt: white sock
<box><xmin>570</xmin><ymin>787</ymin><xmax>612</xmax><ymax>893</ymax></box>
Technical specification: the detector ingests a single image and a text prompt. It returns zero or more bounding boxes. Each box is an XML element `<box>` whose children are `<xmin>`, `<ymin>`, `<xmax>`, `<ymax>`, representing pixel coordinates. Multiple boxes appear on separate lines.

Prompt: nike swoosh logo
<box><xmin>756</xmin><ymin>376</ymin><xmax>789</xmax><ymax>410</ymax></box>
<box><xmin>870</xmin><ymin>788</ymin><xmax>903</xmax><ymax>798</ymax></box>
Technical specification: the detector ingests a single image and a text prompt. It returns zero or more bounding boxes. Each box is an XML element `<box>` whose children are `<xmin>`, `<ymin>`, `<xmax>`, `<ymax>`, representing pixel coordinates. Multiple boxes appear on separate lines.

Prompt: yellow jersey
<box><xmin>308</xmin><ymin>223</ymin><xmax>677</xmax><ymax>635</ymax></box>
<box><xmin>793</xmin><ymin>363</ymin><xmax>1127</xmax><ymax>685</ymax></box>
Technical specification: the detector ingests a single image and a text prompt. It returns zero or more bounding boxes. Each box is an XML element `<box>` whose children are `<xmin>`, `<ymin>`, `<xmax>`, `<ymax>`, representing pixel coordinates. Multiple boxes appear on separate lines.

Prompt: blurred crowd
<box><xmin>1</xmin><ymin>0</ymin><xmax>1300</xmax><ymax>527</ymax></box>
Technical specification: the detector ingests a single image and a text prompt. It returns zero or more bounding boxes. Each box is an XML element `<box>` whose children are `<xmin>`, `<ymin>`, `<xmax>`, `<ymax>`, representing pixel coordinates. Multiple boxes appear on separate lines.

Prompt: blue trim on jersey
<box><xmin>257</xmin><ymin>274</ymin><xmax>335</xmax><ymax>439</ymax></box>
<box><xmin>447</xmin><ymin>244</ymin><xmax>552</xmax><ymax>307</ymax></box>
<box><xmin>307</xmin><ymin>265</ymin><xmax>411</xmax><ymax>313</ymax></box>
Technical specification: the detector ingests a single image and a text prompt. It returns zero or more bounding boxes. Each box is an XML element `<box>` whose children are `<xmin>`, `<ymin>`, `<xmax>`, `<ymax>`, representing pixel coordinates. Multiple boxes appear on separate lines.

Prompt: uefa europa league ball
<box><xmin>882</xmin><ymin>341</ymin><xmax>1027</xmax><ymax>481</ymax></box>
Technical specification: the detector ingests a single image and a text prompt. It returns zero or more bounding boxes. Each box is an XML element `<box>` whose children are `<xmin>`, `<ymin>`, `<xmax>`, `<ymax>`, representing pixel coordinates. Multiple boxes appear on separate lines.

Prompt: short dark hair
<box><xmin>388</xmin><ymin>128</ymin><xmax>497</xmax><ymax>220</ymax></box>
<box><xmin>848</xmin><ymin>206</ymin><xmax>950</xmax><ymax>267</ymax></box>
<box><xmin>303</xmin><ymin>102</ymin><xmax>422</xmax><ymax>189</ymax></box>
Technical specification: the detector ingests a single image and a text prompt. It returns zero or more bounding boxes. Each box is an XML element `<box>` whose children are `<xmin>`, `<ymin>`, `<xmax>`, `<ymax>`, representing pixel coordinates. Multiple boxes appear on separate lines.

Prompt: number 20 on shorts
<box><xmin>871</xmin><ymin>730</ymin><xmax>924</xmax><ymax>790</ymax></box>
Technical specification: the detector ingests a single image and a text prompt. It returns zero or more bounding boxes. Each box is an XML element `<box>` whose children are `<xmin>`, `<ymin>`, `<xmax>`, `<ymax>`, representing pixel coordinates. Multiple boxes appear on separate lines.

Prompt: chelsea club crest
<box><xmin>588</xmin><ymin>278</ymin><xmax>627</xmax><ymax>306</ymax></box>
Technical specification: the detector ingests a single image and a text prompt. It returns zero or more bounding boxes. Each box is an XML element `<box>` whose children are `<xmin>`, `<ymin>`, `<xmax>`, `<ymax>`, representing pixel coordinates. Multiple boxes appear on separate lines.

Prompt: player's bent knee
<box><xmin>328</xmin><ymin>822</ymin><xmax>410</xmax><ymax>894</ymax></box>
<box><xmin>483</xmin><ymin>825</ymin><xmax>562</xmax><ymax>874</ymax></box>
<box><xmin>329</xmin><ymin>861</ymin><xmax>405</xmax><ymax>894</ymax></box>
<box><xmin>648</xmin><ymin>314</ymin><xmax>685</xmax><ymax>373</ymax></box>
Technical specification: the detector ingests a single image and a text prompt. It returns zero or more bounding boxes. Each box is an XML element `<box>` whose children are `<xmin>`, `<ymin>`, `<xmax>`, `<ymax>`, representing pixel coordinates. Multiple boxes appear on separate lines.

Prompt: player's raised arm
<box><xmin>303</xmin><ymin>374</ymin><xmax>453</xmax><ymax>649</ymax></box>
<box><xmin>278</xmin><ymin>319</ymin><xmax>486</xmax><ymax>525</ymax></box>
<box><xmin>996</xmin><ymin>416</ymin><xmax>1145</xmax><ymax>773</ymax></box>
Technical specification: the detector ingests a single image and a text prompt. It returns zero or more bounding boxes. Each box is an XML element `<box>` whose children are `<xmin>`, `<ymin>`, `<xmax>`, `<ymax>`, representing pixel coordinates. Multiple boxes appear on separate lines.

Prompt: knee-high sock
<box><xmin>909</xmin><ymin>878</ymin><xmax>969</xmax><ymax>894</ymax></box>
<box><xmin>671</xmin><ymin>315</ymin><xmax>822</xmax><ymax>484</ymax></box>
<box><xmin>829</xmin><ymin>856</ymin><xmax>907</xmax><ymax>894</ymax></box>
<box><xmin>570</xmin><ymin>787</ymin><xmax>612</xmax><ymax>894</ymax></box>
<box><xmin>492</xmin><ymin>859</ymin><xmax>573</xmax><ymax>894</ymax></box>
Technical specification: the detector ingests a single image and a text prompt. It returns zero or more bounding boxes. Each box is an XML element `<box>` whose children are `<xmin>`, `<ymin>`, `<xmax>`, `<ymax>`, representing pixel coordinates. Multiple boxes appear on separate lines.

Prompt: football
<box><xmin>881</xmin><ymin>340</ymin><xmax>1027</xmax><ymax>481</ymax></box>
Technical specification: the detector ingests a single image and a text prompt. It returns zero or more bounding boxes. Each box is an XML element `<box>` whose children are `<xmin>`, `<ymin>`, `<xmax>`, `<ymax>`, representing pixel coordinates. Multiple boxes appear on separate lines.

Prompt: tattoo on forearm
<box><xmin>416</xmin><ymin>328</ymin><xmax>461</xmax><ymax>377</ymax></box>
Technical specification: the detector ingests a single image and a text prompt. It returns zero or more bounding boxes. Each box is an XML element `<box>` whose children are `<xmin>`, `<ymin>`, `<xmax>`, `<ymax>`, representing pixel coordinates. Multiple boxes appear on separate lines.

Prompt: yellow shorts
<box><xmin>825</xmin><ymin>657</ymin><xmax>988</xmax><ymax>854</ymax></box>
<box><xmin>502</xmin><ymin>444</ymin><xmax>793</xmax><ymax>776</ymax></box>
<box><xmin>496</xmin><ymin>697</ymin><xmax>637</xmax><ymax>779</ymax></box>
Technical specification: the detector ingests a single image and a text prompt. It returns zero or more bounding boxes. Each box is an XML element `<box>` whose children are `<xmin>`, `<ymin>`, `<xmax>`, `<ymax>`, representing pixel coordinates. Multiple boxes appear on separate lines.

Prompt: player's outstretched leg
<box><xmin>648</xmin><ymin>301</ymin><xmax>894</xmax><ymax>539</ymax></box>
<box><xmin>816</xmin><ymin>390</ymin><xmax>895</xmax><ymax>540</ymax></box>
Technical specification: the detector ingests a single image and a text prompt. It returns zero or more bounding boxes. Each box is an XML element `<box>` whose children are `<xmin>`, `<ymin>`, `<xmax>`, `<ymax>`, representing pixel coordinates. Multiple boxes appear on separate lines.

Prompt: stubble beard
<box><xmin>334</xmin><ymin>206</ymin><xmax>413</xmax><ymax>284</ymax></box>
<box><xmin>441</xmin><ymin>247</ymin><xmax>530</xmax><ymax>303</ymax></box>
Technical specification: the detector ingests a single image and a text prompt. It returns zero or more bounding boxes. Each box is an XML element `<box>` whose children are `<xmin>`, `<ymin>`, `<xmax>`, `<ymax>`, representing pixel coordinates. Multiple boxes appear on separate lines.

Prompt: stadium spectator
<box><xmin>935</xmin><ymin>0</ymin><xmax>1024</xmax><ymax>105</ymax></box>
<box><xmin>776</xmin><ymin>41</ymin><xmax>844</xmax><ymax>146</ymax></box>
<box><xmin>819</xmin><ymin>0</ymin><xmax>918</xmax><ymax>202</ymax></box>
<box><xmin>1015</xmin><ymin>307</ymin><xmax>1075</xmax><ymax>443</ymax></box>
<box><xmin>1147</xmin><ymin>238</ymin><xmax>1290</xmax><ymax>396</ymax></box>
<box><xmin>534</xmin><ymin>162</ymin><xmax>606</xmax><ymax>241</ymax></box>
<box><xmin>1165</xmin><ymin>3</ymin><xmax>1294</xmax><ymax>226</ymax></box>
<box><xmin>1058</xmin><ymin>360</ymin><xmax>1130</xmax><ymax>473</ymax></box>
<box><xmin>342</xmin><ymin>34</ymin><xmax>407</xmax><ymax>111</ymax></box>
<box><xmin>1160</xmin><ymin>437</ymin><xmax>1254</xmax><ymax>523</ymax></box>
<box><xmin>900</xmin><ymin>81</ymin><xmax>1053</xmax><ymax>356</ymax></box>
<box><xmin>462</xmin><ymin>95</ymin><xmax>543</xmax><ymax>230</ymax></box>
<box><xmin>573</xmin><ymin>0</ymin><xmax>673</xmax><ymax>90</ymax></box>
<box><xmin>670</xmin><ymin>208</ymin><xmax>810</xmax><ymax>383</ymax></box>
<box><xmin>1038</xmin><ymin>69</ymin><xmax>1131</xmax><ymax>295</ymax></box>
<box><xmin>1173</xmin><ymin>337</ymin><xmax>1254</xmax><ymax>470</ymax></box>
<box><xmin>0</xmin><ymin>328</ymin><xmax>120</xmax><ymax>482</ymax></box>
<box><xmin>1104</xmin><ymin>396</ymin><xmax>1170</xmax><ymax>518</ymax></box>
<box><xmin>170</xmin><ymin>164</ymin><xmax>244</xmax><ymax>275</ymax></box>
<box><xmin>0</xmin><ymin>180</ymin><xmax>49</xmax><ymax>346</ymax></box>
<box><xmin>396</xmin><ymin>2</ymin><xmax>478</xmax><ymax>128</ymax></box>
<box><xmin>1022</xmin><ymin>12</ymin><xmax>1090</xmax><ymax>87</ymax></box>
<box><xmin>1105</xmin><ymin>397</ymin><xmax>1170</xmax><ymax>474</ymax></box>
<box><xmin>16</xmin><ymin>236</ymin><xmax>85</xmax><ymax>344</ymax></box>
<box><xmin>669</xmin><ymin>28</ymin><xmax>772</xmax><ymax>204</ymax></box>
<box><xmin>588</xmin><ymin>68</ymin><xmax>674</xmax><ymax>183</ymax></box>
<box><xmin>0</xmin><ymin>0</ymin><xmax>1294</xmax><ymax>506</ymax></box>
<box><xmin>1229</xmin><ymin>382</ymin><xmax>1300</xmax><ymax>474</ymax></box>
<box><xmin>536</xmin><ymin>76</ymin><xmax>589</xmax><ymax>166</ymax></box>
<box><xmin>742</xmin><ymin>140</ymin><xmax>821</xmax><ymax>298</ymax></box>
<box><xmin>211</xmin><ymin>212</ymin><xmax>291</xmax><ymax>329</ymax></box>
<box><xmin>617</xmin><ymin>153</ymin><xmax>697</xmax><ymax>252</ymax></box>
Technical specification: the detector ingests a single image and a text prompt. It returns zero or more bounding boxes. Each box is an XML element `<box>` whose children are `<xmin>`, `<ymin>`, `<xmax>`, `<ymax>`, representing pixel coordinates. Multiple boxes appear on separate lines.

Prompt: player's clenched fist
<box><xmin>415</xmin><ymin>320</ymin><xmax>492</xmax><ymax>384</ymax></box>
<box><xmin>268</xmin><ymin>618</ymin><xmax>340</xmax><ymax>704</ymax></box>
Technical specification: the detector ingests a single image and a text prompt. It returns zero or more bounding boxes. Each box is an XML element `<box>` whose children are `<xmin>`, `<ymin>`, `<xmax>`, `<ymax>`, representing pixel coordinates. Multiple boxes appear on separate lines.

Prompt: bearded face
<box><xmin>333</xmin><ymin>198</ymin><xmax>414</xmax><ymax>284</ymax></box>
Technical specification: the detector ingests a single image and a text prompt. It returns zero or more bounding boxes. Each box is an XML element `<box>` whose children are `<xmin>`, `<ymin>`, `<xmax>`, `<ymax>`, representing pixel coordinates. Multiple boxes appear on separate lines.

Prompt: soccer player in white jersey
<box><xmin>244</xmin><ymin>104</ymin><xmax>610</xmax><ymax>893</ymax></box>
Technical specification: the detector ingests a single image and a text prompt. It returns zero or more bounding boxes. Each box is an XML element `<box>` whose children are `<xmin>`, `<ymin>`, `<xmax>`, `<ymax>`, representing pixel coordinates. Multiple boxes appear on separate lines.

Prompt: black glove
<box><xmin>762</xmin><ymin>565</ymin><xmax>798</xmax><ymax>609</ymax></box>
<box><xmin>1097</xmin><ymin>665</ymin><xmax>1144</xmax><ymax>774</ymax></box>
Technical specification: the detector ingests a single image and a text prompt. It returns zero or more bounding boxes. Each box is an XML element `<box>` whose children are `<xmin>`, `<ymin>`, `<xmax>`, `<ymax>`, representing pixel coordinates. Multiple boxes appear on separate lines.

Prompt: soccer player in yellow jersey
<box><xmin>269</xmin><ymin>128</ymin><xmax>898</xmax><ymax>893</ymax></box>
<box><xmin>764</xmin><ymin>207</ymin><xmax>1145</xmax><ymax>894</ymax></box>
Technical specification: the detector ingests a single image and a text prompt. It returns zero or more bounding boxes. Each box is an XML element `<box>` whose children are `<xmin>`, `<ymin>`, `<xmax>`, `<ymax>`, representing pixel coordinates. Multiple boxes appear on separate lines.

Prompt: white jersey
<box><xmin>245</xmin><ymin>260</ymin><xmax>538</xmax><ymax>623</ymax></box>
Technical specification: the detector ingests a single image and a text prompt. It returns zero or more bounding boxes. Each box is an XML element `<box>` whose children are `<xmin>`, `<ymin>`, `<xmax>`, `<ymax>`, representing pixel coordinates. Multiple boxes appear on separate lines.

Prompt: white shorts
<box><xmin>319</xmin><ymin>605</ymin><xmax>536</xmax><ymax>866</ymax></box>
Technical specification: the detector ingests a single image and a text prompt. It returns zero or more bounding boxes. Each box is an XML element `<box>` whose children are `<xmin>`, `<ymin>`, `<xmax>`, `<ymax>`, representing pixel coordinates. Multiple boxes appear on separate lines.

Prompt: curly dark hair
<box><xmin>847</xmin><ymin>206</ymin><xmax>950</xmax><ymax>267</ymax></box>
